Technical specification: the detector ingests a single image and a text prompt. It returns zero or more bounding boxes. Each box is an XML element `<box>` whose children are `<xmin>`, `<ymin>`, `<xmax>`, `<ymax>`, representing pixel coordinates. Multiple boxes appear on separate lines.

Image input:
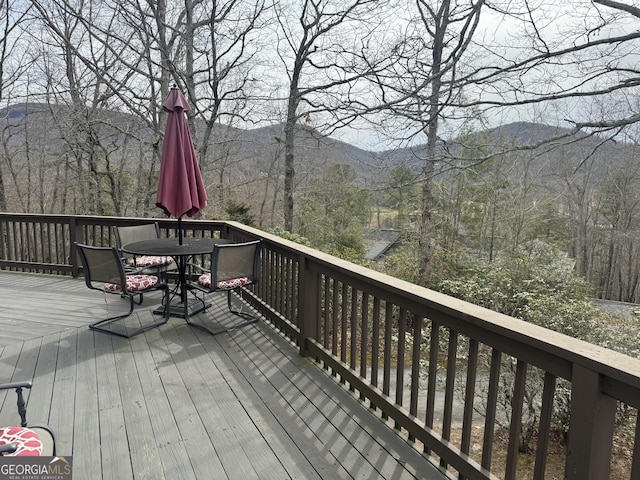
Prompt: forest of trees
<box><xmin>2</xmin><ymin>0</ymin><xmax>640</xmax><ymax>303</ymax></box>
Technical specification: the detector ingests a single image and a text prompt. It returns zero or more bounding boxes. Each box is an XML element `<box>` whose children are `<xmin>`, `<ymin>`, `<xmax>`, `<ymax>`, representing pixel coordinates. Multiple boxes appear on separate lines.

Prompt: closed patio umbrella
<box><xmin>156</xmin><ymin>87</ymin><xmax>207</xmax><ymax>244</ymax></box>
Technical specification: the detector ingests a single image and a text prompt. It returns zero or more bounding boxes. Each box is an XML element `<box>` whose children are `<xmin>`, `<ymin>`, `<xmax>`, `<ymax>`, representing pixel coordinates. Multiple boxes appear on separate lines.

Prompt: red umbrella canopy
<box><xmin>156</xmin><ymin>88</ymin><xmax>208</xmax><ymax>219</ymax></box>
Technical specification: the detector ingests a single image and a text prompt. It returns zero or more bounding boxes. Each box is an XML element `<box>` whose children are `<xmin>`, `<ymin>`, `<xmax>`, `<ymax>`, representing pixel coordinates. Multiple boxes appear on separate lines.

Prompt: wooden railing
<box><xmin>2</xmin><ymin>212</ymin><xmax>639</xmax><ymax>479</ymax></box>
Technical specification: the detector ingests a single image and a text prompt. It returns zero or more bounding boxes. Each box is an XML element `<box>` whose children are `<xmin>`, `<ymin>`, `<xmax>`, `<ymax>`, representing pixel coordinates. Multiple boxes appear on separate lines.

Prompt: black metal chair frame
<box><xmin>0</xmin><ymin>381</ymin><xmax>56</xmax><ymax>456</ymax></box>
<box><xmin>75</xmin><ymin>243</ymin><xmax>170</xmax><ymax>338</ymax></box>
<box><xmin>187</xmin><ymin>240</ymin><xmax>262</xmax><ymax>335</ymax></box>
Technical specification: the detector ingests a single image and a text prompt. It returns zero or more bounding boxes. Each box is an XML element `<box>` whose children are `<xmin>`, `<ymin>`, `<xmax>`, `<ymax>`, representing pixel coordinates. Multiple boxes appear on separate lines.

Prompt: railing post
<box><xmin>298</xmin><ymin>256</ymin><xmax>318</xmax><ymax>357</ymax></box>
<box><xmin>69</xmin><ymin>216</ymin><xmax>81</xmax><ymax>277</ymax></box>
<box><xmin>565</xmin><ymin>364</ymin><xmax>617</xmax><ymax>479</ymax></box>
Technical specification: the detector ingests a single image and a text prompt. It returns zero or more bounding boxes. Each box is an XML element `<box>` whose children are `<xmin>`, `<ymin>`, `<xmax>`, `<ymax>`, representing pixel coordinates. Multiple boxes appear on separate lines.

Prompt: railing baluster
<box><xmin>13</xmin><ymin>220</ymin><xmax>18</xmax><ymax>262</ymax></box>
<box><xmin>340</xmin><ymin>282</ymin><xmax>348</xmax><ymax>366</ymax></box>
<box><xmin>261</xmin><ymin>248</ymin><xmax>269</xmax><ymax>305</ymax></box>
<box><xmin>505</xmin><ymin>359</ymin><xmax>527</xmax><ymax>480</ymax></box>
<box><xmin>263</xmin><ymin>248</ymin><xmax>272</xmax><ymax>306</ymax></box>
<box><xmin>323</xmin><ymin>275</ymin><xmax>330</xmax><ymax>350</ymax></box>
<box><xmin>631</xmin><ymin>410</ymin><xmax>640</xmax><ymax>480</ymax></box>
<box><xmin>410</xmin><ymin>315</ymin><xmax>422</xmax><ymax>417</ymax></box>
<box><xmin>13</xmin><ymin>220</ymin><xmax>20</xmax><ymax>265</ymax></box>
<box><xmin>460</xmin><ymin>338</ymin><xmax>479</xmax><ymax>469</ymax></box>
<box><xmin>409</xmin><ymin>315</ymin><xmax>422</xmax><ymax>442</ymax></box>
<box><xmin>271</xmin><ymin>249</ymin><xmax>279</xmax><ymax>312</ymax></box>
<box><xmin>25</xmin><ymin>220</ymin><xmax>32</xmax><ymax>265</ymax></box>
<box><xmin>331</xmin><ymin>279</ymin><xmax>339</xmax><ymax>357</ymax></box>
<box><xmin>440</xmin><ymin>329</ymin><xmax>458</xmax><ymax>470</ymax></box>
<box><xmin>275</xmin><ymin>251</ymin><xmax>282</xmax><ymax>314</ymax></box>
<box><xmin>371</xmin><ymin>297</ymin><xmax>380</xmax><ymax>391</ymax></box>
<box><xmin>533</xmin><ymin>372</ymin><xmax>557</xmax><ymax>480</ymax></box>
<box><xmin>360</xmin><ymin>293</ymin><xmax>369</xmax><ymax>382</ymax></box>
<box><xmin>383</xmin><ymin>301</ymin><xmax>393</xmax><ymax>398</ymax></box>
<box><xmin>280</xmin><ymin>253</ymin><xmax>286</xmax><ymax>316</ymax></box>
<box><xmin>283</xmin><ymin>253</ymin><xmax>289</xmax><ymax>319</ymax></box>
<box><xmin>382</xmin><ymin>301</ymin><xmax>392</xmax><ymax>421</ymax></box>
<box><xmin>286</xmin><ymin>257</ymin><xmax>294</xmax><ymax>323</ymax></box>
<box><xmin>395</xmin><ymin>308</ymin><xmax>407</xmax><ymax>429</ymax></box>
<box><xmin>396</xmin><ymin>307</ymin><xmax>407</xmax><ymax>404</ymax></box>
<box><xmin>283</xmin><ymin>254</ymin><xmax>290</xmax><ymax>323</ymax></box>
<box><xmin>482</xmin><ymin>348</ymin><xmax>502</xmax><ymax>471</ymax></box>
<box><xmin>39</xmin><ymin>222</ymin><xmax>46</xmax><ymax>268</ymax></box>
<box><xmin>0</xmin><ymin>219</ymin><xmax>5</xmax><ymax>261</ymax></box>
<box><xmin>350</xmin><ymin>287</ymin><xmax>358</xmax><ymax>372</ymax></box>
<box><xmin>314</xmin><ymin>268</ymin><xmax>321</xmax><ymax>342</ymax></box>
<box><xmin>426</xmin><ymin>321</ymin><xmax>439</xmax><ymax>432</ymax></box>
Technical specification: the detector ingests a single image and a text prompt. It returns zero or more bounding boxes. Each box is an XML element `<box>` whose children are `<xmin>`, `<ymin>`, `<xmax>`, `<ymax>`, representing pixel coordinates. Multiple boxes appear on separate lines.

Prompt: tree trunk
<box><xmin>283</xmin><ymin>94</ymin><xmax>298</xmax><ymax>232</ymax></box>
<box><xmin>417</xmin><ymin>0</ymin><xmax>448</xmax><ymax>287</ymax></box>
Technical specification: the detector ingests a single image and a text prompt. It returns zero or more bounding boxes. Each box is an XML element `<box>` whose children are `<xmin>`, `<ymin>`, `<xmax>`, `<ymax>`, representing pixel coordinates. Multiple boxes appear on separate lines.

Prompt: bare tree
<box><xmin>274</xmin><ymin>0</ymin><xmax>389</xmax><ymax>231</ymax></box>
<box><xmin>360</xmin><ymin>0</ymin><xmax>640</xmax><ymax>287</ymax></box>
<box><xmin>0</xmin><ymin>0</ymin><xmax>35</xmax><ymax>211</ymax></box>
<box><xmin>362</xmin><ymin>0</ymin><xmax>487</xmax><ymax>285</ymax></box>
<box><xmin>24</xmin><ymin>0</ymin><xmax>272</xmax><ymax>217</ymax></box>
<box><xmin>114</xmin><ymin>0</ymin><xmax>273</xmax><ymax>214</ymax></box>
<box><xmin>26</xmin><ymin>0</ymin><xmax>155</xmax><ymax>215</ymax></box>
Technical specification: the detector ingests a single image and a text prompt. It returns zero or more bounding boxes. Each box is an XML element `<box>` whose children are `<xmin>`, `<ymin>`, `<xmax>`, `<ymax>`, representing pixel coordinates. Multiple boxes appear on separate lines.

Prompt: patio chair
<box><xmin>75</xmin><ymin>243</ymin><xmax>170</xmax><ymax>338</ymax></box>
<box><xmin>115</xmin><ymin>222</ymin><xmax>176</xmax><ymax>276</ymax></box>
<box><xmin>186</xmin><ymin>240</ymin><xmax>262</xmax><ymax>335</ymax></box>
<box><xmin>0</xmin><ymin>381</ymin><xmax>56</xmax><ymax>456</ymax></box>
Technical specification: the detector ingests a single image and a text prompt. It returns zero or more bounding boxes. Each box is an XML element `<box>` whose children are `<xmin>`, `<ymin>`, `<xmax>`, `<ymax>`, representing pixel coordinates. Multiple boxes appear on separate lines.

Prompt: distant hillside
<box><xmin>223</xmin><ymin>123</ymin><xmax>383</xmax><ymax>176</ymax></box>
<box><xmin>484</xmin><ymin>121</ymin><xmax>578</xmax><ymax>144</ymax></box>
<box><xmin>2</xmin><ymin>102</ymin><xmax>636</xmax><ymax>183</ymax></box>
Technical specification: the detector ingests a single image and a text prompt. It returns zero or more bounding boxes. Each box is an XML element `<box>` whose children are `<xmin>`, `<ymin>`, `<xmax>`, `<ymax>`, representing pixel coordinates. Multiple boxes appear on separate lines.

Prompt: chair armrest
<box><xmin>126</xmin><ymin>266</ymin><xmax>151</xmax><ymax>275</ymax></box>
<box><xmin>0</xmin><ymin>381</ymin><xmax>32</xmax><ymax>427</ymax></box>
<box><xmin>0</xmin><ymin>381</ymin><xmax>32</xmax><ymax>391</ymax></box>
<box><xmin>0</xmin><ymin>443</ymin><xmax>17</xmax><ymax>455</ymax></box>
<box><xmin>185</xmin><ymin>262</ymin><xmax>208</xmax><ymax>273</ymax></box>
<box><xmin>185</xmin><ymin>262</ymin><xmax>209</xmax><ymax>277</ymax></box>
<box><xmin>185</xmin><ymin>262</ymin><xmax>210</xmax><ymax>286</ymax></box>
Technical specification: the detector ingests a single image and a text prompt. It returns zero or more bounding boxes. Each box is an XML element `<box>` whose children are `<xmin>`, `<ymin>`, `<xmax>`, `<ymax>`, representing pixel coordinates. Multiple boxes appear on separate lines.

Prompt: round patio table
<box><xmin>122</xmin><ymin>237</ymin><xmax>230</xmax><ymax>324</ymax></box>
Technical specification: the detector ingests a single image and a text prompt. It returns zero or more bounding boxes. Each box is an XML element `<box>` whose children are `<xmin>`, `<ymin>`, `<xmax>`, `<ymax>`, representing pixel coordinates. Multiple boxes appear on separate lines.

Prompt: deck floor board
<box><xmin>0</xmin><ymin>271</ymin><xmax>445</xmax><ymax>479</ymax></box>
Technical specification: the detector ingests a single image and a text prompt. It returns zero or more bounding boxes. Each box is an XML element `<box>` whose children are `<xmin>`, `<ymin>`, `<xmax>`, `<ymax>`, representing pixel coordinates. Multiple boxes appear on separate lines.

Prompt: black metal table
<box><xmin>122</xmin><ymin>237</ymin><xmax>229</xmax><ymax>323</ymax></box>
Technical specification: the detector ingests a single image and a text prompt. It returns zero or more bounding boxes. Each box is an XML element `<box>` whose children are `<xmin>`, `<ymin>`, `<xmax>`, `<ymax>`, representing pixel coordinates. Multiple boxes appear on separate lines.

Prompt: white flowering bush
<box><xmin>430</xmin><ymin>240</ymin><xmax>623</xmax><ymax>447</ymax></box>
<box><xmin>435</xmin><ymin>240</ymin><xmax>600</xmax><ymax>340</ymax></box>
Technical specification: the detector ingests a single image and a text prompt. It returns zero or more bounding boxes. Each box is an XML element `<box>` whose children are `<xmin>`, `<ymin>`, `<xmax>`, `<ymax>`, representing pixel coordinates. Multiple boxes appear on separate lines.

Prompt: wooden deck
<box><xmin>0</xmin><ymin>271</ymin><xmax>444</xmax><ymax>479</ymax></box>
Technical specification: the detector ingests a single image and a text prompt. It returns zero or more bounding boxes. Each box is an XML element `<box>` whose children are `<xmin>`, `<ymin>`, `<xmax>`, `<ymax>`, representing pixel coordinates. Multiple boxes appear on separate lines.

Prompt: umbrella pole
<box><xmin>177</xmin><ymin>215</ymin><xmax>187</xmax><ymax>311</ymax></box>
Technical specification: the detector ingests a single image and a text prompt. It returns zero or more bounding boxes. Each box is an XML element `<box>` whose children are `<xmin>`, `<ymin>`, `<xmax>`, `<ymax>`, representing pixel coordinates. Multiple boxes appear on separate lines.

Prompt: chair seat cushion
<box><xmin>104</xmin><ymin>275</ymin><xmax>159</xmax><ymax>293</ymax></box>
<box><xmin>198</xmin><ymin>274</ymin><xmax>250</xmax><ymax>290</ymax></box>
<box><xmin>130</xmin><ymin>255</ymin><xmax>174</xmax><ymax>267</ymax></box>
<box><xmin>0</xmin><ymin>426</ymin><xmax>43</xmax><ymax>456</ymax></box>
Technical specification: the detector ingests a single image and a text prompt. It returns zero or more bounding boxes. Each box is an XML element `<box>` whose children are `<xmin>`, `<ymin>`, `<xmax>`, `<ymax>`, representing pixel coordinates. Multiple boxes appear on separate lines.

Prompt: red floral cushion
<box><xmin>0</xmin><ymin>426</ymin><xmax>43</xmax><ymax>456</ymax></box>
<box><xmin>129</xmin><ymin>255</ymin><xmax>174</xmax><ymax>267</ymax></box>
<box><xmin>104</xmin><ymin>274</ymin><xmax>159</xmax><ymax>293</ymax></box>
<box><xmin>198</xmin><ymin>274</ymin><xmax>250</xmax><ymax>290</ymax></box>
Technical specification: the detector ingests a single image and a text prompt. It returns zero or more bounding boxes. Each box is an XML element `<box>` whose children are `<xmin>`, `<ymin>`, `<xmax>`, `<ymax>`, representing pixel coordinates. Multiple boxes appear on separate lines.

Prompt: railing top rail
<box><xmin>229</xmin><ymin>221</ymin><xmax>640</xmax><ymax>393</ymax></box>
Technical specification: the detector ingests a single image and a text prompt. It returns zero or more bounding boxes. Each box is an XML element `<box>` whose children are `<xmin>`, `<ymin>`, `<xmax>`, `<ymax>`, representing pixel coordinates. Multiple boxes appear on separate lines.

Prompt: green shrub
<box><xmin>432</xmin><ymin>241</ymin><xmax>605</xmax><ymax>443</ymax></box>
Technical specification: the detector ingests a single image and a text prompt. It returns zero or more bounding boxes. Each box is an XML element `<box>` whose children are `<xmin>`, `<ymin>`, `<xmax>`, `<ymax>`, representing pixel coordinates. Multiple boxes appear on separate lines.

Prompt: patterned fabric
<box><xmin>129</xmin><ymin>255</ymin><xmax>174</xmax><ymax>267</ymax></box>
<box><xmin>198</xmin><ymin>274</ymin><xmax>250</xmax><ymax>290</ymax></box>
<box><xmin>104</xmin><ymin>274</ymin><xmax>158</xmax><ymax>294</ymax></box>
<box><xmin>0</xmin><ymin>426</ymin><xmax>43</xmax><ymax>456</ymax></box>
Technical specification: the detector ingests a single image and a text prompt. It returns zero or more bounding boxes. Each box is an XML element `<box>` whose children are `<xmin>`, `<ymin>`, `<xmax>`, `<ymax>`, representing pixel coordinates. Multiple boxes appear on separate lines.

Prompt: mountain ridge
<box><xmin>0</xmin><ymin>102</ymin><xmax>630</xmax><ymax>179</ymax></box>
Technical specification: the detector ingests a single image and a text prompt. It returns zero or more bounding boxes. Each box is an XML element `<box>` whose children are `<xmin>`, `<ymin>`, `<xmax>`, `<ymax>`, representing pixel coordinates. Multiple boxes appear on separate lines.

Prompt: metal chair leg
<box><xmin>89</xmin><ymin>285</ymin><xmax>170</xmax><ymax>338</ymax></box>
